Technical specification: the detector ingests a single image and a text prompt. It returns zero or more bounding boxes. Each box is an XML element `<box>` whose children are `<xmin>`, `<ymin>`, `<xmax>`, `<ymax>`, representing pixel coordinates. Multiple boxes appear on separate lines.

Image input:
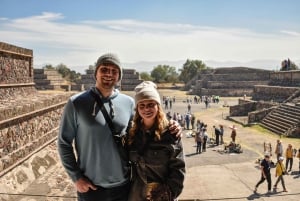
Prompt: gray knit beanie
<box><xmin>134</xmin><ymin>81</ymin><xmax>161</xmax><ymax>105</ymax></box>
<box><xmin>94</xmin><ymin>53</ymin><xmax>122</xmax><ymax>81</ymax></box>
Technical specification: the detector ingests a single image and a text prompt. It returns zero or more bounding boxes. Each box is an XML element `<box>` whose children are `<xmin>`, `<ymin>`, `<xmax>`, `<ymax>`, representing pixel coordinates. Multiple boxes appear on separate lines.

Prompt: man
<box><xmin>57</xmin><ymin>53</ymin><xmax>181</xmax><ymax>201</ymax></box>
<box><xmin>254</xmin><ymin>153</ymin><xmax>272</xmax><ymax>194</ymax></box>
<box><xmin>213</xmin><ymin>125</ymin><xmax>221</xmax><ymax>146</ymax></box>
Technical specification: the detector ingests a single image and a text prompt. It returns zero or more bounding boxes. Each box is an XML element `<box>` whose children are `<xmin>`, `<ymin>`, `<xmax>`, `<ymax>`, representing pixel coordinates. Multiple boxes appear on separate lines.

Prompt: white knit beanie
<box><xmin>134</xmin><ymin>81</ymin><xmax>161</xmax><ymax>105</ymax></box>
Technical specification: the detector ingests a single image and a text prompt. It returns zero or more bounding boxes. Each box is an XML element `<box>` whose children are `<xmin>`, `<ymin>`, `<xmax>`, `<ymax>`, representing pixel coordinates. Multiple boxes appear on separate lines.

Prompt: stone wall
<box><xmin>0</xmin><ymin>42</ymin><xmax>35</xmax><ymax>100</ymax></box>
<box><xmin>269</xmin><ymin>70</ymin><xmax>300</xmax><ymax>87</ymax></box>
<box><xmin>199</xmin><ymin>88</ymin><xmax>253</xmax><ymax>97</ymax></box>
<box><xmin>206</xmin><ymin>81</ymin><xmax>269</xmax><ymax>89</ymax></box>
<box><xmin>229</xmin><ymin>99</ymin><xmax>278</xmax><ymax>123</ymax></box>
<box><xmin>0</xmin><ymin>42</ymin><xmax>74</xmax><ymax>177</ymax></box>
<box><xmin>77</xmin><ymin>69</ymin><xmax>95</xmax><ymax>90</ymax></box>
<box><xmin>252</xmin><ymin>85</ymin><xmax>299</xmax><ymax>102</ymax></box>
<box><xmin>0</xmin><ymin>93</ymin><xmax>71</xmax><ymax>175</ymax></box>
<box><xmin>0</xmin><ymin>42</ymin><xmax>33</xmax><ymax>84</ymax></box>
<box><xmin>120</xmin><ymin>69</ymin><xmax>143</xmax><ymax>91</ymax></box>
<box><xmin>191</xmin><ymin>67</ymin><xmax>271</xmax><ymax>97</ymax></box>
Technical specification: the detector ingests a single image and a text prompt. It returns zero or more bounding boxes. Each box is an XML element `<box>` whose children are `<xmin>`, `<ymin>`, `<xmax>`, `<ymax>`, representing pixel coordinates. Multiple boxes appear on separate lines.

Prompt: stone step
<box><xmin>262</xmin><ymin>118</ymin><xmax>291</xmax><ymax>130</ymax></box>
<box><xmin>261</xmin><ymin>102</ymin><xmax>300</xmax><ymax>135</ymax></box>
<box><xmin>274</xmin><ymin>110</ymin><xmax>300</xmax><ymax>121</ymax></box>
<box><xmin>271</xmin><ymin>112</ymin><xmax>299</xmax><ymax>123</ymax></box>
<box><xmin>260</xmin><ymin>121</ymin><xmax>286</xmax><ymax>135</ymax></box>
<box><xmin>281</xmin><ymin>103</ymin><xmax>300</xmax><ymax>113</ymax></box>
<box><xmin>276</xmin><ymin>107</ymin><xmax>300</xmax><ymax>117</ymax></box>
<box><xmin>264</xmin><ymin>115</ymin><xmax>295</xmax><ymax>129</ymax></box>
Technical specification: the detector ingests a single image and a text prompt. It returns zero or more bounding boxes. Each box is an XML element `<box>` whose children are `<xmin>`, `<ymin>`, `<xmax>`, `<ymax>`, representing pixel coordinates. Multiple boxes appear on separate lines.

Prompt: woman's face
<box><xmin>137</xmin><ymin>100</ymin><xmax>158</xmax><ymax>121</ymax></box>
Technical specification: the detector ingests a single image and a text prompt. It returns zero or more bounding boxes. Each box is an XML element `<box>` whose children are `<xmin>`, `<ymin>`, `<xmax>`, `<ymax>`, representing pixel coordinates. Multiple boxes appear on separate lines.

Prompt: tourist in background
<box><xmin>219</xmin><ymin>125</ymin><xmax>224</xmax><ymax>144</ymax></box>
<box><xmin>273</xmin><ymin>156</ymin><xmax>288</xmax><ymax>192</ymax></box>
<box><xmin>202</xmin><ymin>126</ymin><xmax>208</xmax><ymax>152</ymax></box>
<box><xmin>195</xmin><ymin>125</ymin><xmax>203</xmax><ymax>154</ymax></box>
<box><xmin>297</xmin><ymin>148</ymin><xmax>300</xmax><ymax>174</ymax></box>
<box><xmin>254</xmin><ymin>153</ymin><xmax>272</xmax><ymax>194</ymax></box>
<box><xmin>275</xmin><ymin>139</ymin><xmax>283</xmax><ymax>162</ymax></box>
<box><xmin>213</xmin><ymin>125</ymin><xmax>221</xmax><ymax>146</ymax></box>
<box><xmin>285</xmin><ymin>144</ymin><xmax>294</xmax><ymax>172</ymax></box>
<box><xmin>229</xmin><ymin>125</ymin><xmax>237</xmax><ymax>143</ymax></box>
<box><xmin>127</xmin><ymin>81</ymin><xmax>185</xmax><ymax>201</ymax></box>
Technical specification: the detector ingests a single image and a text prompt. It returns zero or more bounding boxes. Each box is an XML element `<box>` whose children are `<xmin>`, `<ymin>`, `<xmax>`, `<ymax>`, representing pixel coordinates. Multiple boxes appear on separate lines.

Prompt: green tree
<box><xmin>290</xmin><ymin>61</ymin><xmax>299</xmax><ymax>70</ymax></box>
<box><xmin>164</xmin><ymin>66</ymin><xmax>179</xmax><ymax>83</ymax></box>
<box><xmin>55</xmin><ymin>63</ymin><xmax>81</xmax><ymax>83</ymax></box>
<box><xmin>140</xmin><ymin>72</ymin><xmax>153</xmax><ymax>81</ymax></box>
<box><xmin>178</xmin><ymin>59</ymin><xmax>208</xmax><ymax>83</ymax></box>
<box><xmin>43</xmin><ymin>64</ymin><xmax>55</xmax><ymax>70</ymax></box>
<box><xmin>151</xmin><ymin>65</ymin><xmax>178</xmax><ymax>83</ymax></box>
<box><xmin>56</xmin><ymin>63</ymin><xmax>70</xmax><ymax>78</ymax></box>
<box><xmin>280</xmin><ymin>59</ymin><xmax>299</xmax><ymax>71</ymax></box>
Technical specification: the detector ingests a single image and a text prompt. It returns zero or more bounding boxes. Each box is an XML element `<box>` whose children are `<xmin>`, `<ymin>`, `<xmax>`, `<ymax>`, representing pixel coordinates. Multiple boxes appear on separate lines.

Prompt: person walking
<box><xmin>273</xmin><ymin>156</ymin><xmax>288</xmax><ymax>192</ymax></box>
<box><xmin>127</xmin><ymin>81</ymin><xmax>185</xmax><ymax>201</ymax></box>
<box><xmin>254</xmin><ymin>153</ymin><xmax>272</xmax><ymax>194</ymax></box>
<box><xmin>57</xmin><ymin>53</ymin><xmax>181</xmax><ymax>201</ymax></box>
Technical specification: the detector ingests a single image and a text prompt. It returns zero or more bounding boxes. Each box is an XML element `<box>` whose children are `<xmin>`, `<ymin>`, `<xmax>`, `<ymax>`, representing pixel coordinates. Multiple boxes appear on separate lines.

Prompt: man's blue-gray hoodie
<box><xmin>58</xmin><ymin>87</ymin><xmax>134</xmax><ymax>188</ymax></box>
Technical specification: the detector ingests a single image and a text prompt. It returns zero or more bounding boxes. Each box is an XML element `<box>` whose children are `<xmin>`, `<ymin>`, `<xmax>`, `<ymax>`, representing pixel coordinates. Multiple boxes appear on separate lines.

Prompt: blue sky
<box><xmin>1</xmin><ymin>0</ymin><xmax>300</xmax><ymax>72</ymax></box>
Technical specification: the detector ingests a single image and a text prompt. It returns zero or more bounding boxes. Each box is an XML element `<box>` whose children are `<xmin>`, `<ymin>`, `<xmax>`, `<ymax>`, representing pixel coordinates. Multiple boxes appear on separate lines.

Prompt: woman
<box><xmin>273</xmin><ymin>156</ymin><xmax>288</xmax><ymax>192</ymax></box>
<box><xmin>128</xmin><ymin>81</ymin><xmax>185</xmax><ymax>201</ymax></box>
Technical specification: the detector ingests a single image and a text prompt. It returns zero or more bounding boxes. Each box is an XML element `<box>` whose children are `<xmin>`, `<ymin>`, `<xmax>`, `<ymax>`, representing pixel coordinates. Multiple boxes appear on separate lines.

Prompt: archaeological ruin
<box><xmin>0</xmin><ymin>42</ymin><xmax>74</xmax><ymax>199</ymax></box>
<box><xmin>188</xmin><ymin>66</ymin><xmax>300</xmax><ymax>137</ymax></box>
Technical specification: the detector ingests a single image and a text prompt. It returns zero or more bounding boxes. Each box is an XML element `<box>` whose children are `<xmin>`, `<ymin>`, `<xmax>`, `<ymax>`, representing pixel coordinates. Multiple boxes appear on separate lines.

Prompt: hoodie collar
<box><xmin>91</xmin><ymin>86</ymin><xmax>119</xmax><ymax>100</ymax></box>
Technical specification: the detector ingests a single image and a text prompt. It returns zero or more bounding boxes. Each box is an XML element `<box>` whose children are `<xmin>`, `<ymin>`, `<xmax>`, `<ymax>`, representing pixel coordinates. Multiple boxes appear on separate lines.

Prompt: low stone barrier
<box><xmin>0</xmin><ymin>92</ymin><xmax>73</xmax><ymax>176</ymax></box>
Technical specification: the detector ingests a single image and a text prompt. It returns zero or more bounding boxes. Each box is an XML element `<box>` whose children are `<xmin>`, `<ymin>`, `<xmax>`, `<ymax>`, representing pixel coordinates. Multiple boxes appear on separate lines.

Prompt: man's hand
<box><xmin>169</xmin><ymin>119</ymin><xmax>182</xmax><ymax>138</ymax></box>
<box><xmin>75</xmin><ymin>177</ymin><xmax>97</xmax><ymax>193</ymax></box>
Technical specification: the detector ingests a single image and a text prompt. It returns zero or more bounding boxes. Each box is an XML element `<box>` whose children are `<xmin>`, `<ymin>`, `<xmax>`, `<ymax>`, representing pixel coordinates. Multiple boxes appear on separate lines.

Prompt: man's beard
<box><xmin>101</xmin><ymin>78</ymin><xmax>116</xmax><ymax>89</ymax></box>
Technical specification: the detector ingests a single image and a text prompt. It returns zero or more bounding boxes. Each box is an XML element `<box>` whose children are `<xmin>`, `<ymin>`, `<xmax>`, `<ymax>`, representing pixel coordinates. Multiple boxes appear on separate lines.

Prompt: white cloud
<box><xmin>0</xmin><ymin>12</ymin><xmax>299</xmax><ymax>70</ymax></box>
<box><xmin>280</xmin><ymin>30</ymin><xmax>300</xmax><ymax>36</ymax></box>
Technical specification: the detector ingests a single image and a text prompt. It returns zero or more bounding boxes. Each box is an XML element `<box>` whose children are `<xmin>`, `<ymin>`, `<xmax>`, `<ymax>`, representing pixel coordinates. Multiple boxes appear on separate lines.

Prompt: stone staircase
<box><xmin>260</xmin><ymin>103</ymin><xmax>300</xmax><ymax>136</ymax></box>
<box><xmin>34</xmin><ymin>69</ymin><xmax>68</xmax><ymax>90</ymax></box>
<box><xmin>191</xmin><ymin>67</ymin><xmax>271</xmax><ymax>97</ymax></box>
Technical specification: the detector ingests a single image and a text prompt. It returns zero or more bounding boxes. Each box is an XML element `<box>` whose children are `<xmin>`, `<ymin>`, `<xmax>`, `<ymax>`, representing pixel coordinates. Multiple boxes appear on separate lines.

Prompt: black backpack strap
<box><xmin>89</xmin><ymin>89</ymin><xmax>116</xmax><ymax>135</ymax></box>
<box><xmin>89</xmin><ymin>89</ymin><xmax>128</xmax><ymax>158</ymax></box>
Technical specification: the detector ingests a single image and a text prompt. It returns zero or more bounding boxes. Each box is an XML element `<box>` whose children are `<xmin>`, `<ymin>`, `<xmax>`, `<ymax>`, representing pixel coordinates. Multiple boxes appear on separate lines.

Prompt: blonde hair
<box><xmin>128</xmin><ymin>104</ymin><xmax>169</xmax><ymax>145</ymax></box>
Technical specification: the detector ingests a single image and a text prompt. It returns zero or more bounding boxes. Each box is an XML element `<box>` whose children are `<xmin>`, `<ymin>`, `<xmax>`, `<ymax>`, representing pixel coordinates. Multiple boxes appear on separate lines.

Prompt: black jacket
<box><xmin>128</xmin><ymin>128</ymin><xmax>185</xmax><ymax>201</ymax></box>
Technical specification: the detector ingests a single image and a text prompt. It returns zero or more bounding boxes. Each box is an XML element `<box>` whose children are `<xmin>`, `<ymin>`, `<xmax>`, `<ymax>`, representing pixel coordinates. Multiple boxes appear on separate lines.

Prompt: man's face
<box><xmin>95</xmin><ymin>64</ymin><xmax>120</xmax><ymax>90</ymax></box>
